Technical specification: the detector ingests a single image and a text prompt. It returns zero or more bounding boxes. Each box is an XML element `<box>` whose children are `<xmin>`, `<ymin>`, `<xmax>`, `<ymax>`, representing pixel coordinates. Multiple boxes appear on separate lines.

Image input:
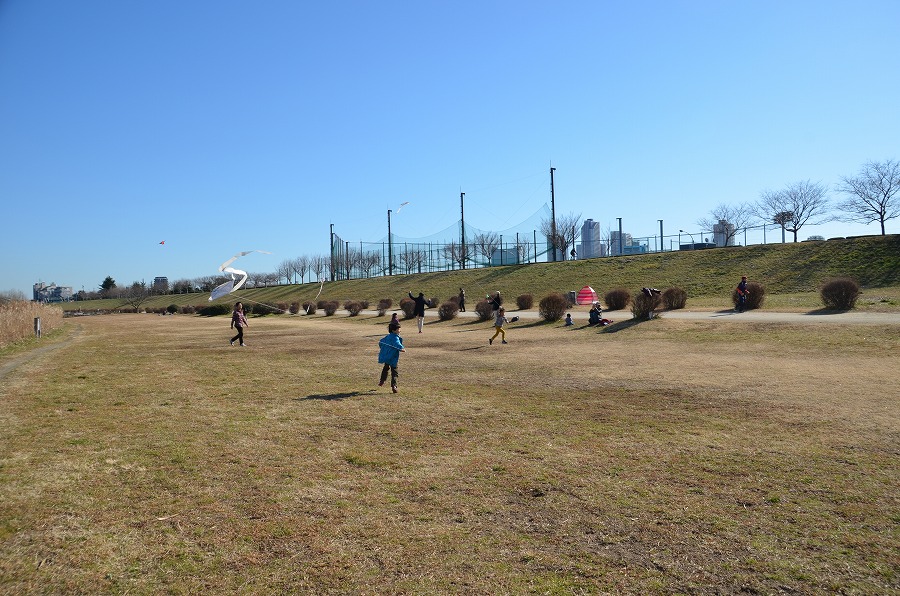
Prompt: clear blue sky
<box><xmin>2</xmin><ymin>1</ymin><xmax>898</xmax><ymax>297</ymax></box>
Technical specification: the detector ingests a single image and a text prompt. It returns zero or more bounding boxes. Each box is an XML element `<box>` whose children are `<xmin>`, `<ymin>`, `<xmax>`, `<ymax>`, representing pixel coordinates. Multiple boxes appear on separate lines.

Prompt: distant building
<box><xmin>713</xmin><ymin>219</ymin><xmax>736</xmax><ymax>247</ymax></box>
<box><xmin>33</xmin><ymin>282</ymin><xmax>73</xmax><ymax>302</ymax></box>
<box><xmin>153</xmin><ymin>276</ymin><xmax>169</xmax><ymax>294</ymax></box>
<box><xmin>490</xmin><ymin>247</ymin><xmax>520</xmax><ymax>266</ymax></box>
<box><xmin>579</xmin><ymin>219</ymin><xmax>606</xmax><ymax>259</ymax></box>
<box><xmin>610</xmin><ymin>231</ymin><xmax>634</xmax><ymax>256</ymax></box>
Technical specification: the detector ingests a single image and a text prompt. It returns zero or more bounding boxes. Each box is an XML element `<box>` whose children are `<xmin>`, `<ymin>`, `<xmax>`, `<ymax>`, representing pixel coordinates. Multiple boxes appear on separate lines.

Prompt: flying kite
<box><xmin>209</xmin><ymin>250</ymin><xmax>272</xmax><ymax>301</ymax></box>
<box><xmin>159</xmin><ymin>240</ymin><xmax>165</xmax><ymax>245</ymax></box>
<box><xmin>396</xmin><ymin>201</ymin><xmax>410</xmax><ymax>213</ymax></box>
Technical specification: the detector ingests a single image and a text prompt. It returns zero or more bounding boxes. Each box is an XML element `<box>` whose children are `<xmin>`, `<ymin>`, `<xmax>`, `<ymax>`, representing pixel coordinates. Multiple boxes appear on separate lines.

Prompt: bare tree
<box><xmin>540</xmin><ymin>212</ymin><xmax>581</xmax><ymax>260</ymax></box>
<box><xmin>276</xmin><ymin>260</ymin><xmax>294</xmax><ymax>284</ymax></box>
<box><xmin>359</xmin><ymin>251</ymin><xmax>381</xmax><ymax>277</ymax></box>
<box><xmin>697</xmin><ymin>203</ymin><xmax>755</xmax><ymax>247</ymax></box>
<box><xmin>835</xmin><ymin>159</ymin><xmax>900</xmax><ymax>235</ymax></box>
<box><xmin>311</xmin><ymin>254</ymin><xmax>328</xmax><ymax>282</ymax></box>
<box><xmin>757</xmin><ymin>180</ymin><xmax>831</xmax><ymax>242</ymax></box>
<box><xmin>472</xmin><ymin>232</ymin><xmax>500</xmax><ymax>265</ymax></box>
<box><xmin>441</xmin><ymin>241</ymin><xmax>467</xmax><ymax>270</ymax></box>
<box><xmin>292</xmin><ymin>256</ymin><xmax>310</xmax><ymax>284</ymax></box>
<box><xmin>515</xmin><ymin>237</ymin><xmax>532</xmax><ymax>263</ymax></box>
<box><xmin>400</xmin><ymin>247</ymin><xmax>428</xmax><ymax>274</ymax></box>
<box><xmin>119</xmin><ymin>281</ymin><xmax>152</xmax><ymax>311</ymax></box>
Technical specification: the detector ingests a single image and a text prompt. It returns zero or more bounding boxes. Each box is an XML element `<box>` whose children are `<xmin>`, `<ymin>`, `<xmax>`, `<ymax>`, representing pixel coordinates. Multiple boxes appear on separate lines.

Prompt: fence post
<box><xmin>34</xmin><ymin>317</ymin><xmax>42</xmax><ymax>338</ymax></box>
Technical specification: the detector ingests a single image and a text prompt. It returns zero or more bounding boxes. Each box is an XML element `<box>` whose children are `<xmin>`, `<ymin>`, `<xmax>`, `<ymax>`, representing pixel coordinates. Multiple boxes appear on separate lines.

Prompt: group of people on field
<box><xmin>227</xmin><ymin>275</ymin><xmax>752</xmax><ymax>394</ymax></box>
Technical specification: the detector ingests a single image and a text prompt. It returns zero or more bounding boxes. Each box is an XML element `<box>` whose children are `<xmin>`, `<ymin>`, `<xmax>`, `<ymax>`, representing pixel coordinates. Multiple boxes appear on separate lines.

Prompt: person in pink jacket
<box><xmin>230</xmin><ymin>302</ymin><xmax>248</xmax><ymax>346</ymax></box>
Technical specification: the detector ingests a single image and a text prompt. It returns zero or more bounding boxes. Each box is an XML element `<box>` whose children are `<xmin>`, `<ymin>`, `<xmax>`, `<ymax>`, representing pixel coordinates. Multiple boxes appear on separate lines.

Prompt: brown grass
<box><xmin>0</xmin><ymin>301</ymin><xmax>64</xmax><ymax>348</ymax></box>
<box><xmin>0</xmin><ymin>313</ymin><xmax>897</xmax><ymax>593</ymax></box>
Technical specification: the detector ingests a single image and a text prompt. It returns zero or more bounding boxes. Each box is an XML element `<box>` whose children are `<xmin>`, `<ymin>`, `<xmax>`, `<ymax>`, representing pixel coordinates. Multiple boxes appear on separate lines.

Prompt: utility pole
<box><xmin>329</xmin><ymin>224</ymin><xmax>335</xmax><ymax>282</ymax></box>
<box><xmin>550</xmin><ymin>166</ymin><xmax>557</xmax><ymax>262</ymax></box>
<box><xmin>387</xmin><ymin>210</ymin><xmax>393</xmax><ymax>276</ymax></box>
<box><xmin>658</xmin><ymin>220</ymin><xmax>664</xmax><ymax>253</ymax></box>
<box><xmin>460</xmin><ymin>192</ymin><xmax>466</xmax><ymax>270</ymax></box>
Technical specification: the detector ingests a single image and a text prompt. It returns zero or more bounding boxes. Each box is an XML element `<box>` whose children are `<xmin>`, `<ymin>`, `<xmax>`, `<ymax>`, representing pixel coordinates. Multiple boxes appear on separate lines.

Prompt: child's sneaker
<box><xmin>489</xmin><ymin>338</ymin><xmax>493</xmax><ymax>345</ymax></box>
<box><xmin>230</xmin><ymin>340</ymin><xmax>234</xmax><ymax>346</ymax></box>
<box><xmin>502</xmin><ymin>340</ymin><xmax>508</xmax><ymax>344</ymax></box>
<box><xmin>391</xmin><ymin>386</ymin><xmax>398</xmax><ymax>393</ymax></box>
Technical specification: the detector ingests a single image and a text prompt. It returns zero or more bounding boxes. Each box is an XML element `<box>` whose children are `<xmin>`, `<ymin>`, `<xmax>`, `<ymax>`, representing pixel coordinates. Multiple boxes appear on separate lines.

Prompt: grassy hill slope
<box><xmin>64</xmin><ymin>234</ymin><xmax>900</xmax><ymax>312</ymax></box>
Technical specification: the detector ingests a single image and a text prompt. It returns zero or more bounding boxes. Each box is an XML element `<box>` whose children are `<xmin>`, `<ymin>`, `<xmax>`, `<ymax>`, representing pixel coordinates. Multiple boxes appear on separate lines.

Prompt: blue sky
<box><xmin>2</xmin><ymin>1</ymin><xmax>898</xmax><ymax>296</ymax></box>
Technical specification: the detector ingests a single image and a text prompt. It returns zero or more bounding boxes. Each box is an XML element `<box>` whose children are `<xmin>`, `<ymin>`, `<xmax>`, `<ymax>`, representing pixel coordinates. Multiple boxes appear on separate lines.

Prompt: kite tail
<box><xmin>229</xmin><ymin>294</ymin><xmax>288</xmax><ymax>314</ymax></box>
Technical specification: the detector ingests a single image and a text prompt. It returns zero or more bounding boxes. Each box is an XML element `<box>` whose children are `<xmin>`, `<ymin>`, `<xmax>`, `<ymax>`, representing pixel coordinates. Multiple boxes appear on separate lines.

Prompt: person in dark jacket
<box><xmin>408</xmin><ymin>291</ymin><xmax>429</xmax><ymax>333</ymax></box>
<box><xmin>230</xmin><ymin>302</ymin><xmax>248</xmax><ymax>346</ymax></box>
<box><xmin>458</xmin><ymin>288</ymin><xmax>466</xmax><ymax>312</ymax></box>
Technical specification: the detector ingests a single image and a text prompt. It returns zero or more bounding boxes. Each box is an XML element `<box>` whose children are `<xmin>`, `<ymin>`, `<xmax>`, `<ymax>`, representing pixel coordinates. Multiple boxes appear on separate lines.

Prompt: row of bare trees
<box><xmin>698</xmin><ymin>159</ymin><xmax>900</xmax><ymax>245</ymax></box>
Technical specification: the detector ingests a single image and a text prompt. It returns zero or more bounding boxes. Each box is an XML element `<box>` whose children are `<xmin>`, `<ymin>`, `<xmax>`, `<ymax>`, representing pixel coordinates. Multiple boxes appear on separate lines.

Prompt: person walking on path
<box><xmin>408</xmin><ymin>291</ymin><xmax>429</xmax><ymax>333</ymax></box>
<box><xmin>489</xmin><ymin>308</ymin><xmax>509</xmax><ymax>345</ymax></box>
<box><xmin>378</xmin><ymin>322</ymin><xmax>405</xmax><ymax>393</ymax></box>
<box><xmin>230</xmin><ymin>302</ymin><xmax>248</xmax><ymax>346</ymax></box>
<box><xmin>458</xmin><ymin>288</ymin><xmax>466</xmax><ymax>312</ymax></box>
<box><xmin>736</xmin><ymin>276</ymin><xmax>750</xmax><ymax>313</ymax></box>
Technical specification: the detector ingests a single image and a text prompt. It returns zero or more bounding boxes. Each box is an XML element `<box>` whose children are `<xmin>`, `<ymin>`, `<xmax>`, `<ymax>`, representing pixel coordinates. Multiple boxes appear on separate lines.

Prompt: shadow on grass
<box><xmin>297</xmin><ymin>390</ymin><xmax>376</xmax><ymax>401</ymax></box>
<box><xmin>804</xmin><ymin>308</ymin><xmax>852</xmax><ymax>315</ymax></box>
<box><xmin>599</xmin><ymin>318</ymin><xmax>644</xmax><ymax>333</ymax></box>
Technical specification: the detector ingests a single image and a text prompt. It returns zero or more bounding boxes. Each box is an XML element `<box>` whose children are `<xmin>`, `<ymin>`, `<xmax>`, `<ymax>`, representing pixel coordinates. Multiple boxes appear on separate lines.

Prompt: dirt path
<box><xmin>0</xmin><ymin>325</ymin><xmax>81</xmax><ymax>382</ymax></box>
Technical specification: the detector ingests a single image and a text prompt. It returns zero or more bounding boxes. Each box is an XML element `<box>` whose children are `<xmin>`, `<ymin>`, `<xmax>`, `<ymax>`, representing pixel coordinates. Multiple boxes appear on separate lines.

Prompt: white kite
<box><xmin>209</xmin><ymin>250</ymin><xmax>272</xmax><ymax>301</ymax></box>
<box><xmin>396</xmin><ymin>201</ymin><xmax>410</xmax><ymax>212</ymax></box>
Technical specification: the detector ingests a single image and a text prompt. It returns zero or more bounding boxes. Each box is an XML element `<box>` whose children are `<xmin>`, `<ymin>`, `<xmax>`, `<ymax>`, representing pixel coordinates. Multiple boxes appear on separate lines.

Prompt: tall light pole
<box><xmin>460</xmin><ymin>192</ymin><xmax>466</xmax><ymax>269</ymax></box>
<box><xmin>658</xmin><ymin>220</ymin><xmax>664</xmax><ymax>253</ymax></box>
<box><xmin>387</xmin><ymin>209</ymin><xmax>393</xmax><ymax>276</ymax></box>
<box><xmin>617</xmin><ymin>217</ymin><xmax>623</xmax><ymax>256</ymax></box>
<box><xmin>550</xmin><ymin>166</ymin><xmax>557</xmax><ymax>262</ymax></box>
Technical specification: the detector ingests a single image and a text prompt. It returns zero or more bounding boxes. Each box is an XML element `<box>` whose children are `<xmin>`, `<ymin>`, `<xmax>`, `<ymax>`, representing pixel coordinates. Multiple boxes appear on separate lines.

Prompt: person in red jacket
<box><xmin>230</xmin><ymin>302</ymin><xmax>248</xmax><ymax>346</ymax></box>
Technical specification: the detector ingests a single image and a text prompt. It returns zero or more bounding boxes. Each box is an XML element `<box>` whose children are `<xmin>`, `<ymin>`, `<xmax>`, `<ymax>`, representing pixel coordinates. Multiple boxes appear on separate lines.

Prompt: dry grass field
<box><xmin>1</xmin><ymin>312</ymin><xmax>897</xmax><ymax>594</ymax></box>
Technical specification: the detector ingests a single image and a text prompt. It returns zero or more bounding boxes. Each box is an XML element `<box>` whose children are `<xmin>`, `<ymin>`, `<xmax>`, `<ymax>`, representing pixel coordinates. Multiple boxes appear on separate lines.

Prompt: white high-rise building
<box><xmin>713</xmin><ymin>219</ymin><xmax>736</xmax><ymax>247</ymax></box>
<box><xmin>579</xmin><ymin>219</ymin><xmax>606</xmax><ymax>258</ymax></box>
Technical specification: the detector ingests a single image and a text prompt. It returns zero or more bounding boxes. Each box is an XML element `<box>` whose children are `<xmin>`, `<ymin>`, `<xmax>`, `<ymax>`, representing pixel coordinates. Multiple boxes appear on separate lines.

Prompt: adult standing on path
<box><xmin>736</xmin><ymin>276</ymin><xmax>749</xmax><ymax>313</ymax></box>
<box><xmin>408</xmin><ymin>291</ymin><xmax>429</xmax><ymax>333</ymax></box>
<box><xmin>230</xmin><ymin>302</ymin><xmax>248</xmax><ymax>346</ymax></box>
<box><xmin>458</xmin><ymin>288</ymin><xmax>466</xmax><ymax>312</ymax></box>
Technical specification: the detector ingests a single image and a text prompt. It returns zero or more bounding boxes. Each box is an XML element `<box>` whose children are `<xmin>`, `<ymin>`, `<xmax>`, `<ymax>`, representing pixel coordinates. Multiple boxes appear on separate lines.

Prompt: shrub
<box><xmin>661</xmin><ymin>287</ymin><xmax>687</xmax><ymax>310</ymax></box>
<box><xmin>289</xmin><ymin>302</ymin><xmax>301</xmax><ymax>315</ymax></box>
<box><xmin>301</xmin><ymin>301</ymin><xmax>316</xmax><ymax>315</ymax></box>
<box><xmin>316</xmin><ymin>300</ymin><xmax>328</xmax><ymax>310</ymax></box>
<box><xmin>820</xmin><ymin>277</ymin><xmax>861</xmax><ymax>310</ymax></box>
<box><xmin>166</xmin><ymin>304</ymin><xmax>178</xmax><ymax>314</ymax></box>
<box><xmin>344</xmin><ymin>301</ymin><xmax>363</xmax><ymax>316</ymax></box>
<box><xmin>199</xmin><ymin>303</ymin><xmax>232</xmax><ymax>317</ymax></box>
<box><xmin>429</xmin><ymin>297</ymin><xmax>440</xmax><ymax>309</ymax></box>
<box><xmin>276</xmin><ymin>302</ymin><xmax>289</xmax><ymax>313</ymax></box>
<box><xmin>732</xmin><ymin>281</ymin><xmax>765</xmax><ymax>310</ymax></box>
<box><xmin>399</xmin><ymin>297</ymin><xmax>416</xmax><ymax>319</ymax></box>
<box><xmin>437</xmin><ymin>301</ymin><xmax>459</xmax><ymax>321</ymax></box>
<box><xmin>604</xmin><ymin>288</ymin><xmax>631</xmax><ymax>311</ymax></box>
<box><xmin>180</xmin><ymin>305</ymin><xmax>196</xmax><ymax>315</ymax></box>
<box><xmin>377</xmin><ymin>298</ymin><xmax>393</xmax><ymax>317</ymax></box>
<box><xmin>251</xmin><ymin>303</ymin><xmax>278</xmax><ymax>316</ymax></box>
<box><xmin>538</xmin><ymin>293</ymin><xmax>568</xmax><ymax>322</ymax></box>
<box><xmin>323</xmin><ymin>301</ymin><xmax>339</xmax><ymax>316</ymax></box>
<box><xmin>359</xmin><ymin>300</ymin><xmax>370</xmax><ymax>310</ymax></box>
<box><xmin>516</xmin><ymin>294</ymin><xmax>534</xmax><ymax>310</ymax></box>
<box><xmin>474</xmin><ymin>299</ymin><xmax>494</xmax><ymax>321</ymax></box>
<box><xmin>632</xmin><ymin>291</ymin><xmax>662</xmax><ymax>320</ymax></box>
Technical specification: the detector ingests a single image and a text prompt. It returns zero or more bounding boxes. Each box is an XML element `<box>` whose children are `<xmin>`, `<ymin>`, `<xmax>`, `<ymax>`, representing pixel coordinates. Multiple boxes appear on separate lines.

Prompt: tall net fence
<box><xmin>331</xmin><ymin>205</ymin><xmax>555</xmax><ymax>280</ymax></box>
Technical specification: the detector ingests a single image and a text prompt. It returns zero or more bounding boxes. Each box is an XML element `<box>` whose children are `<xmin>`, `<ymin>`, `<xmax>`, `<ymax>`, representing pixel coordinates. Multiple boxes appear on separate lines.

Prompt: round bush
<box><xmin>199</xmin><ymin>303</ymin><xmax>232</xmax><ymax>317</ymax></box>
<box><xmin>820</xmin><ymin>277</ymin><xmax>861</xmax><ymax>310</ymax></box>
<box><xmin>604</xmin><ymin>288</ymin><xmax>631</xmax><ymax>311</ymax></box>
<box><xmin>538</xmin><ymin>293</ymin><xmax>568</xmax><ymax>322</ymax></box>
<box><xmin>474</xmin><ymin>299</ymin><xmax>493</xmax><ymax>321</ymax></box>
<box><xmin>732</xmin><ymin>281</ymin><xmax>765</xmax><ymax>310</ymax></box>
<box><xmin>323</xmin><ymin>301</ymin><xmax>339</xmax><ymax>316</ymax></box>
<box><xmin>302</xmin><ymin>301</ymin><xmax>317</xmax><ymax>315</ymax></box>
<box><xmin>661</xmin><ymin>287</ymin><xmax>687</xmax><ymax>310</ymax></box>
<box><xmin>516</xmin><ymin>294</ymin><xmax>534</xmax><ymax>310</ymax></box>
<box><xmin>377</xmin><ymin>298</ymin><xmax>393</xmax><ymax>316</ymax></box>
<box><xmin>437</xmin><ymin>301</ymin><xmax>459</xmax><ymax>321</ymax></box>
<box><xmin>166</xmin><ymin>304</ymin><xmax>178</xmax><ymax>314</ymax></box>
<box><xmin>631</xmin><ymin>291</ymin><xmax>662</xmax><ymax>320</ymax></box>
<box><xmin>344</xmin><ymin>301</ymin><xmax>363</xmax><ymax>316</ymax></box>
<box><xmin>399</xmin><ymin>297</ymin><xmax>416</xmax><ymax>319</ymax></box>
<box><xmin>289</xmin><ymin>302</ymin><xmax>301</xmax><ymax>314</ymax></box>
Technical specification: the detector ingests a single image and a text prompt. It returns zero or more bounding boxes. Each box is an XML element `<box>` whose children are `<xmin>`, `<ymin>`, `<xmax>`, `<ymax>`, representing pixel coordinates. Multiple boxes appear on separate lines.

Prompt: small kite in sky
<box><xmin>209</xmin><ymin>250</ymin><xmax>272</xmax><ymax>301</ymax></box>
<box><xmin>396</xmin><ymin>201</ymin><xmax>410</xmax><ymax>213</ymax></box>
<box><xmin>159</xmin><ymin>240</ymin><xmax>165</xmax><ymax>245</ymax></box>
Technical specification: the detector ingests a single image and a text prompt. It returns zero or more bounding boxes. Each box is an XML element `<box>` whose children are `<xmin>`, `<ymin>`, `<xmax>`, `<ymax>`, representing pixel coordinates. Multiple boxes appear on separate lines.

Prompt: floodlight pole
<box><xmin>329</xmin><ymin>223</ymin><xmax>335</xmax><ymax>281</ymax></box>
<box><xmin>617</xmin><ymin>217</ymin><xmax>623</xmax><ymax>256</ymax></box>
<box><xmin>387</xmin><ymin>209</ymin><xmax>393</xmax><ymax>276</ymax></box>
<box><xmin>550</xmin><ymin>167</ymin><xmax>557</xmax><ymax>262</ymax></box>
<box><xmin>460</xmin><ymin>192</ymin><xmax>466</xmax><ymax>270</ymax></box>
<box><xmin>658</xmin><ymin>220</ymin><xmax>664</xmax><ymax>252</ymax></box>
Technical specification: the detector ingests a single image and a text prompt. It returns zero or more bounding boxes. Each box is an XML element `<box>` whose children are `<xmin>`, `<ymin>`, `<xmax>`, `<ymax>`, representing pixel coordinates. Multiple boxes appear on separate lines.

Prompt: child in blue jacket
<box><xmin>378</xmin><ymin>322</ymin><xmax>405</xmax><ymax>393</ymax></box>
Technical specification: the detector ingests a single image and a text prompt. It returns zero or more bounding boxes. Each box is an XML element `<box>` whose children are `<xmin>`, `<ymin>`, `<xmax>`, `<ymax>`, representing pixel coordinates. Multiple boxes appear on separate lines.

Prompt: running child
<box><xmin>378</xmin><ymin>322</ymin><xmax>405</xmax><ymax>393</ymax></box>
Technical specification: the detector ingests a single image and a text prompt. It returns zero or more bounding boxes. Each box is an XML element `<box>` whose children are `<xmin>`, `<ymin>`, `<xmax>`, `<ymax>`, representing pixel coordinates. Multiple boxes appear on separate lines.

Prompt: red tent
<box><xmin>576</xmin><ymin>286</ymin><xmax>598</xmax><ymax>305</ymax></box>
